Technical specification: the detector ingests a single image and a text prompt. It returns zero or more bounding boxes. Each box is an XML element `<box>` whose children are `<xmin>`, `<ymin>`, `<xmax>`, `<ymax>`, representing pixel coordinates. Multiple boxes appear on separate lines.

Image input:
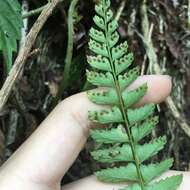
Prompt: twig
<box><xmin>140</xmin><ymin>1</ymin><xmax>158</xmax><ymax>74</ymax></box>
<box><xmin>115</xmin><ymin>0</ymin><xmax>126</xmax><ymax>21</ymax></box>
<box><xmin>53</xmin><ymin>0</ymin><xmax>79</xmax><ymax>105</ymax></box>
<box><xmin>141</xmin><ymin>54</ymin><xmax>147</xmax><ymax>75</ymax></box>
<box><xmin>140</xmin><ymin>0</ymin><xmax>190</xmax><ymax>138</ymax></box>
<box><xmin>188</xmin><ymin>0</ymin><xmax>190</xmax><ymax>29</ymax></box>
<box><xmin>140</xmin><ymin>22</ymin><xmax>154</xmax><ymax>75</ymax></box>
<box><xmin>22</xmin><ymin>5</ymin><xmax>47</xmax><ymax>19</ymax></box>
<box><xmin>0</xmin><ymin>0</ymin><xmax>61</xmax><ymax>113</ymax></box>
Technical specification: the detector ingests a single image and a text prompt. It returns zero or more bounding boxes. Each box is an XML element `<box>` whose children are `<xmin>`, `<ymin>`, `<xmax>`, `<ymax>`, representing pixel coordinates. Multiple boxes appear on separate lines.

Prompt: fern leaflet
<box><xmin>0</xmin><ymin>0</ymin><xmax>22</xmax><ymax>72</ymax></box>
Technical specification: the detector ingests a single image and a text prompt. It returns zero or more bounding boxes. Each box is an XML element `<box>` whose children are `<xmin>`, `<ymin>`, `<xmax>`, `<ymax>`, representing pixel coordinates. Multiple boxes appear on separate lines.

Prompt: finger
<box><xmin>0</xmin><ymin>75</ymin><xmax>172</xmax><ymax>187</ymax></box>
<box><xmin>62</xmin><ymin>171</ymin><xmax>190</xmax><ymax>190</ymax></box>
<box><xmin>128</xmin><ymin>75</ymin><xmax>172</xmax><ymax>106</ymax></box>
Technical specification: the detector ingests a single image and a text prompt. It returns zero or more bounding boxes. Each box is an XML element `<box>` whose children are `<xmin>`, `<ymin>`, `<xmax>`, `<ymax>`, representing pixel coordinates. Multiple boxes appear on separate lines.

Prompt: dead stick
<box><xmin>0</xmin><ymin>0</ymin><xmax>61</xmax><ymax>112</ymax></box>
<box><xmin>115</xmin><ymin>0</ymin><xmax>126</xmax><ymax>21</ymax></box>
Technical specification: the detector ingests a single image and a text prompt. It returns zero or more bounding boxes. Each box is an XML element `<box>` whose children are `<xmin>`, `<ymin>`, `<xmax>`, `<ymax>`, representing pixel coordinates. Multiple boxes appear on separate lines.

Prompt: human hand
<box><xmin>0</xmin><ymin>75</ymin><xmax>189</xmax><ymax>190</ymax></box>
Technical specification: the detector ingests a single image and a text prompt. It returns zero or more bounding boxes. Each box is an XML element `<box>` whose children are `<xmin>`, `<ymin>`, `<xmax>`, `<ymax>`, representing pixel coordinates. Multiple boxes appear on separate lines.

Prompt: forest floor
<box><xmin>0</xmin><ymin>0</ymin><xmax>190</xmax><ymax>185</ymax></box>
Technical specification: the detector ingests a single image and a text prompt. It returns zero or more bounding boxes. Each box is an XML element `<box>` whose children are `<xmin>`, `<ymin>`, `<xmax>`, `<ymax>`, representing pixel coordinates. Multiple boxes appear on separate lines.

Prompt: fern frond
<box><xmin>86</xmin><ymin>0</ymin><xmax>182</xmax><ymax>189</ymax></box>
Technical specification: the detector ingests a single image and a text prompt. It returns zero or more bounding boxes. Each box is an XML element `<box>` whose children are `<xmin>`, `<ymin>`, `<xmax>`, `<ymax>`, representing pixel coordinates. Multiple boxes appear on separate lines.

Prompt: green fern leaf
<box><xmin>95</xmin><ymin>159</ymin><xmax>173</xmax><ymax>183</ymax></box>
<box><xmin>95</xmin><ymin>5</ymin><xmax>104</xmax><ymax>17</ymax></box>
<box><xmin>88</xmin><ymin>104</ymin><xmax>155</xmax><ymax>124</ymax></box>
<box><xmin>91</xmin><ymin>136</ymin><xmax>166</xmax><ymax>163</ymax></box>
<box><xmin>115</xmin><ymin>53</ymin><xmax>134</xmax><ymax>75</ymax></box>
<box><xmin>108</xmin><ymin>20</ymin><xmax>118</xmax><ymax>34</ymax></box>
<box><xmin>86</xmin><ymin>67</ymin><xmax>139</xmax><ymax>89</ymax></box>
<box><xmin>87</xmin><ymin>0</ymin><xmax>182</xmax><ymax>189</ymax></box>
<box><xmin>0</xmin><ymin>0</ymin><xmax>22</xmax><ymax>71</ymax></box>
<box><xmin>106</xmin><ymin>9</ymin><xmax>114</xmax><ymax>22</ymax></box>
<box><xmin>87</xmin><ymin>55</ymin><xmax>111</xmax><ymax>71</ymax></box>
<box><xmin>88</xmin><ymin>106</ymin><xmax>123</xmax><ymax>124</ymax></box>
<box><xmin>122</xmin><ymin>84</ymin><xmax>148</xmax><ymax>107</ymax></box>
<box><xmin>89</xmin><ymin>27</ymin><xmax>106</xmax><ymax>43</ymax></box>
<box><xmin>89</xmin><ymin>39</ymin><xmax>109</xmax><ymax>57</ymax></box>
<box><xmin>121</xmin><ymin>175</ymin><xmax>183</xmax><ymax>190</ymax></box>
<box><xmin>108</xmin><ymin>31</ymin><xmax>120</xmax><ymax>47</ymax></box>
<box><xmin>86</xmin><ymin>70</ymin><xmax>115</xmax><ymax>87</ymax></box>
<box><xmin>128</xmin><ymin>104</ymin><xmax>155</xmax><ymax>125</ymax></box>
<box><xmin>132</xmin><ymin>116</ymin><xmax>159</xmax><ymax>142</ymax></box>
<box><xmin>118</xmin><ymin>67</ymin><xmax>139</xmax><ymax>89</ymax></box>
<box><xmin>87</xmin><ymin>89</ymin><xmax>118</xmax><ymax>105</ymax></box>
<box><xmin>90</xmin><ymin>126</ymin><xmax>129</xmax><ymax>144</ymax></box>
<box><xmin>90</xmin><ymin>116</ymin><xmax>158</xmax><ymax>144</ymax></box>
<box><xmin>112</xmin><ymin>41</ymin><xmax>128</xmax><ymax>60</ymax></box>
<box><xmin>135</xmin><ymin>136</ymin><xmax>167</xmax><ymax>162</ymax></box>
<box><xmin>93</xmin><ymin>15</ymin><xmax>105</xmax><ymax>30</ymax></box>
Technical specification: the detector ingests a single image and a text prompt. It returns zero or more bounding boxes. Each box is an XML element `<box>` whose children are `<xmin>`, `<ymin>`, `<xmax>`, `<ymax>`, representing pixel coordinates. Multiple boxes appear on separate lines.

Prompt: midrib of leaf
<box><xmin>102</xmin><ymin>0</ymin><xmax>145</xmax><ymax>189</ymax></box>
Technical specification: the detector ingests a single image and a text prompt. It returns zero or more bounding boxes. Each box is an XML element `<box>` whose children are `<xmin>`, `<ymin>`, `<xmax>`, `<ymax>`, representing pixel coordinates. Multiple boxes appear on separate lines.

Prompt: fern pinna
<box><xmin>86</xmin><ymin>0</ymin><xmax>183</xmax><ymax>190</ymax></box>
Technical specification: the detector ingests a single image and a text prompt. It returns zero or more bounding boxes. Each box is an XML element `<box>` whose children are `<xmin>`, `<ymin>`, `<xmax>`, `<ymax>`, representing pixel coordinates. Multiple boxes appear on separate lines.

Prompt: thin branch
<box><xmin>53</xmin><ymin>0</ymin><xmax>79</xmax><ymax>105</ymax></box>
<box><xmin>0</xmin><ymin>0</ymin><xmax>61</xmax><ymax>113</ymax></box>
<box><xmin>22</xmin><ymin>5</ymin><xmax>47</xmax><ymax>19</ymax></box>
<box><xmin>140</xmin><ymin>0</ymin><xmax>190</xmax><ymax>138</ymax></box>
<box><xmin>188</xmin><ymin>0</ymin><xmax>190</xmax><ymax>29</ymax></box>
<box><xmin>115</xmin><ymin>0</ymin><xmax>126</xmax><ymax>21</ymax></box>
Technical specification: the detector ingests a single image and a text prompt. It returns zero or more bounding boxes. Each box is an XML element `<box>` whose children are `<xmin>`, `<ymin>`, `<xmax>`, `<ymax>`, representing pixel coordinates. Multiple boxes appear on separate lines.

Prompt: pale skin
<box><xmin>0</xmin><ymin>75</ymin><xmax>189</xmax><ymax>190</ymax></box>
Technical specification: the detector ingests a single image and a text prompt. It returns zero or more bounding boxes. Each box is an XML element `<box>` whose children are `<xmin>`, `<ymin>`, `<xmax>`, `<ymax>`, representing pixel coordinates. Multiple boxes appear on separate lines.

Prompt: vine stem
<box><xmin>22</xmin><ymin>5</ymin><xmax>47</xmax><ymax>19</ymax></box>
<box><xmin>102</xmin><ymin>1</ymin><xmax>145</xmax><ymax>189</ymax></box>
<box><xmin>52</xmin><ymin>0</ymin><xmax>79</xmax><ymax>106</ymax></box>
